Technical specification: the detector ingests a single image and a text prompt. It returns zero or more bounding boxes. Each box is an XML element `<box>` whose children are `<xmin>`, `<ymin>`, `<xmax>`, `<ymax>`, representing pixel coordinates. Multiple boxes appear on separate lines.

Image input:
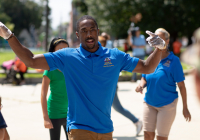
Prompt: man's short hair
<box><xmin>76</xmin><ymin>15</ymin><xmax>98</xmax><ymax>32</ymax></box>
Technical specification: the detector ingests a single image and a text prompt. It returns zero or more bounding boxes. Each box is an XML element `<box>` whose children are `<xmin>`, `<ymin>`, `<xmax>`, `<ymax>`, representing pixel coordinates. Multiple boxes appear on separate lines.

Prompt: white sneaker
<box><xmin>135</xmin><ymin>119</ymin><xmax>143</xmax><ymax>136</ymax></box>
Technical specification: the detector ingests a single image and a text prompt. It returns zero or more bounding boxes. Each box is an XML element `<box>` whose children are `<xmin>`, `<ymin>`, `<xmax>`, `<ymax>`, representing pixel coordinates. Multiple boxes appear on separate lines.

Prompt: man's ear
<box><xmin>76</xmin><ymin>31</ymin><xmax>79</xmax><ymax>39</ymax></box>
<box><xmin>97</xmin><ymin>29</ymin><xmax>100</xmax><ymax>36</ymax></box>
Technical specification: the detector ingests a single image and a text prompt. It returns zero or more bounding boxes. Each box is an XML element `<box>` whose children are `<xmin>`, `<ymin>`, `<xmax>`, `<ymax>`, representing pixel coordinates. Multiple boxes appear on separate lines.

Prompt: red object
<box><xmin>173</xmin><ymin>41</ymin><xmax>182</xmax><ymax>54</ymax></box>
<box><xmin>124</xmin><ymin>43</ymin><xmax>128</xmax><ymax>52</ymax></box>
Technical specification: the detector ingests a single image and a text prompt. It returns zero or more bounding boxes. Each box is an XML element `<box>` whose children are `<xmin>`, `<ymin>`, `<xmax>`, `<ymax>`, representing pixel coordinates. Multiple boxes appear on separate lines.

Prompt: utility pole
<box><xmin>45</xmin><ymin>0</ymin><xmax>49</xmax><ymax>52</ymax></box>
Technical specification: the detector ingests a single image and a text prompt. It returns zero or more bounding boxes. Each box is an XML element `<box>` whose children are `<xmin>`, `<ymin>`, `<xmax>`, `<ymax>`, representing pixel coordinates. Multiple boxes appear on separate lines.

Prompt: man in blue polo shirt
<box><xmin>0</xmin><ymin>15</ymin><xmax>166</xmax><ymax>140</ymax></box>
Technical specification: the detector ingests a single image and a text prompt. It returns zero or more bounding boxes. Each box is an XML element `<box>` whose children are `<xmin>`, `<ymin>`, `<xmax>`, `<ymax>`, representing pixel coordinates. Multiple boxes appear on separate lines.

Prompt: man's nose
<box><xmin>86</xmin><ymin>30</ymin><xmax>92</xmax><ymax>37</ymax></box>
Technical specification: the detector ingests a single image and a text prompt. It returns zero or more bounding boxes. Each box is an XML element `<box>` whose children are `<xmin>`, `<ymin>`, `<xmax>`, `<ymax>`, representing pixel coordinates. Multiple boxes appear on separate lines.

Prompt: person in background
<box><xmin>124</xmin><ymin>40</ymin><xmax>128</xmax><ymax>53</ymax></box>
<box><xmin>41</xmin><ymin>38</ymin><xmax>69</xmax><ymax>140</ymax></box>
<box><xmin>0</xmin><ymin>96</ymin><xmax>10</xmax><ymax>140</ymax></box>
<box><xmin>129</xmin><ymin>27</ymin><xmax>146</xmax><ymax>82</ymax></box>
<box><xmin>98</xmin><ymin>36</ymin><xmax>107</xmax><ymax>47</ymax></box>
<box><xmin>172</xmin><ymin>38</ymin><xmax>182</xmax><ymax>57</ymax></box>
<box><xmin>136</xmin><ymin>28</ymin><xmax>191</xmax><ymax>140</ymax></box>
<box><xmin>99</xmin><ymin>35</ymin><xmax>143</xmax><ymax>136</ymax></box>
<box><xmin>101</xmin><ymin>32</ymin><xmax>114</xmax><ymax>49</ymax></box>
<box><xmin>181</xmin><ymin>27</ymin><xmax>200</xmax><ymax>102</ymax></box>
<box><xmin>13</xmin><ymin>57</ymin><xmax>27</xmax><ymax>85</ymax></box>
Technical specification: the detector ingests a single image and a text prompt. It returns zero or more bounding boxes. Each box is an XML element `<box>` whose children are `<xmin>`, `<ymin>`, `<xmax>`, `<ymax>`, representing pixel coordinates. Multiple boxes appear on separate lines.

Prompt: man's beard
<box><xmin>86</xmin><ymin>44</ymin><xmax>96</xmax><ymax>50</ymax></box>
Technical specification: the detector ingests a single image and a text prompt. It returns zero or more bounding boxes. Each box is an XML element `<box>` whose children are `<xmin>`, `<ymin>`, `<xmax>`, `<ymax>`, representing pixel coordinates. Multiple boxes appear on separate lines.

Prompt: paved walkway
<box><xmin>0</xmin><ymin>75</ymin><xmax>200</xmax><ymax>140</ymax></box>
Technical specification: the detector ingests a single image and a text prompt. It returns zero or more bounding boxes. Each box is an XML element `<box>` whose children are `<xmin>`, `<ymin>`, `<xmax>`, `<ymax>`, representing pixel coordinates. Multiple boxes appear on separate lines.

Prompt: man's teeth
<box><xmin>87</xmin><ymin>40</ymin><xmax>93</xmax><ymax>42</ymax></box>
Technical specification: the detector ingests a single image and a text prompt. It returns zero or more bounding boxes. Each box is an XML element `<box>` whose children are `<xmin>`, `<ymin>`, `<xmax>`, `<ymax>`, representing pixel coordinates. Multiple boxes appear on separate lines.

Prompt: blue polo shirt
<box><xmin>142</xmin><ymin>52</ymin><xmax>185</xmax><ymax>107</ymax></box>
<box><xmin>44</xmin><ymin>42</ymin><xmax>139</xmax><ymax>133</ymax></box>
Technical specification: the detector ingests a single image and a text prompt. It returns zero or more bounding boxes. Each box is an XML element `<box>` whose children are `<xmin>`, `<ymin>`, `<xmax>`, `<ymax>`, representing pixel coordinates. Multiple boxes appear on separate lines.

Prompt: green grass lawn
<box><xmin>0</xmin><ymin>51</ymin><xmax>193</xmax><ymax>78</ymax></box>
<box><xmin>0</xmin><ymin>51</ymin><xmax>45</xmax><ymax>78</ymax></box>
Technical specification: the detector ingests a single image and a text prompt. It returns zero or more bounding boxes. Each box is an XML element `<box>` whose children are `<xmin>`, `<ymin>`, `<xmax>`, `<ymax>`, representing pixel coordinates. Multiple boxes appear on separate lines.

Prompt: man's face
<box><xmin>76</xmin><ymin>19</ymin><xmax>99</xmax><ymax>52</ymax></box>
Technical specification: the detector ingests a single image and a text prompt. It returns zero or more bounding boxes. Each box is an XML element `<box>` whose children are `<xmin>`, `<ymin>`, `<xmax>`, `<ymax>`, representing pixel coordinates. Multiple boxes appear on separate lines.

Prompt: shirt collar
<box><xmin>78</xmin><ymin>42</ymin><xmax>104</xmax><ymax>57</ymax></box>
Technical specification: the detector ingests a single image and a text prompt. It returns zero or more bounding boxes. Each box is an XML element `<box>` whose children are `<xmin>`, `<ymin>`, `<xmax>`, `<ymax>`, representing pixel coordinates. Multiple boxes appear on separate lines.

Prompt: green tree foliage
<box><xmin>84</xmin><ymin>0</ymin><xmax>200</xmax><ymax>42</ymax></box>
<box><xmin>85</xmin><ymin>0</ymin><xmax>135</xmax><ymax>38</ymax></box>
<box><xmin>73</xmin><ymin>0</ymin><xmax>88</xmax><ymax>16</ymax></box>
<box><xmin>0</xmin><ymin>5</ymin><xmax>14</xmax><ymax>31</ymax></box>
<box><xmin>1</xmin><ymin>0</ymin><xmax>44</xmax><ymax>36</ymax></box>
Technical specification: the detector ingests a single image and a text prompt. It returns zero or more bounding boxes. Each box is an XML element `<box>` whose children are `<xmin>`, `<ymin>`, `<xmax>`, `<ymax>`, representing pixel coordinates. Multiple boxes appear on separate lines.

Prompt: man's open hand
<box><xmin>146</xmin><ymin>30</ymin><xmax>166</xmax><ymax>50</ymax></box>
<box><xmin>0</xmin><ymin>22</ymin><xmax>12</xmax><ymax>40</ymax></box>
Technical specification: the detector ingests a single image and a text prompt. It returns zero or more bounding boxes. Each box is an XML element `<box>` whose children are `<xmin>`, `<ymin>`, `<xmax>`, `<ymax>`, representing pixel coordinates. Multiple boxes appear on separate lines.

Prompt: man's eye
<box><xmin>81</xmin><ymin>30</ymin><xmax>86</xmax><ymax>33</ymax></box>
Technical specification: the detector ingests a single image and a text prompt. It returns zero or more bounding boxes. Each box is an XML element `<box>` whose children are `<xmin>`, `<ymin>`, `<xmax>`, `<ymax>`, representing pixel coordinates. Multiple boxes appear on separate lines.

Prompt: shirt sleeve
<box><xmin>171</xmin><ymin>57</ymin><xmax>185</xmax><ymax>83</ymax></box>
<box><xmin>142</xmin><ymin>74</ymin><xmax>146</xmax><ymax>79</ymax></box>
<box><xmin>43</xmin><ymin>49</ymin><xmax>67</xmax><ymax>72</ymax></box>
<box><xmin>43</xmin><ymin>70</ymin><xmax>52</xmax><ymax>79</ymax></box>
<box><xmin>118</xmin><ymin>49</ymin><xmax>139</xmax><ymax>72</ymax></box>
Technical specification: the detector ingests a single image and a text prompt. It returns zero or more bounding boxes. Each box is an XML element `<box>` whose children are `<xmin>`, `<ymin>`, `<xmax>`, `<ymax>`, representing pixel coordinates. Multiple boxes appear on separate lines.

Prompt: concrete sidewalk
<box><xmin>0</xmin><ymin>75</ymin><xmax>200</xmax><ymax>140</ymax></box>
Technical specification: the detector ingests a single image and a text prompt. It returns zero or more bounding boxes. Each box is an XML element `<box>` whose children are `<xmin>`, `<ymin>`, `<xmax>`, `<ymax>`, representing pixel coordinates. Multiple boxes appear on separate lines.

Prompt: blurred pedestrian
<box><xmin>124</xmin><ymin>40</ymin><xmax>128</xmax><ymax>53</ymax></box>
<box><xmin>0</xmin><ymin>97</ymin><xmax>10</xmax><ymax>140</ymax></box>
<box><xmin>1</xmin><ymin>57</ymin><xmax>27</xmax><ymax>85</ymax></box>
<box><xmin>13</xmin><ymin>57</ymin><xmax>27</xmax><ymax>85</ymax></box>
<box><xmin>136</xmin><ymin>28</ymin><xmax>191</xmax><ymax>140</ymax></box>
<box><xmin>129</xmin><ymin>27</ymin><xmax>146</xmax><ymax>82</ymax></box>
<box><xmin>101</xmin><ymin>32</ymin><xmax>114</xmax><ymax>49</ymax></box>
<box><xmin>181</xmin><ymin>27</ymin><xmax>200</xmax><ymax>102</ymax></box>
<box><xmin>172</xmin><ymin>38</ymin><xmax>182</xmax><ymax>57</ymax></box>
<box><xmin>98</xmin><ymin>36</ymin><xmax>107</xmax><ymax>47</ymax></box>
<box><xmin>99</xmin><ymin>36</ymin><xmax>143</xmax><ymax>136</ymax></box>
<box><xmin>41</xmin><ymin>38</ymin><xmax>69</xmax><ymax>140</ymax></box>
<box><xmin>0</xmin><ymin>15</ymin><xmax>166</xmax><ymax>140</ymax></box>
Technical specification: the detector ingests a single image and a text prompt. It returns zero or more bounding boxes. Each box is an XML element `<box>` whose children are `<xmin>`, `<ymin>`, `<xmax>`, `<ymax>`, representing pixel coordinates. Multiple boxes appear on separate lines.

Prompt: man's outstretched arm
<box><xmin>133</xmin><ymin>31</ymin><xmax>165</xmax><ymax>74</ymax></box>
<box><xmin>0</xmin><ymin>22</ymin><xmax>49</xmax><ymax>70</ymax></box>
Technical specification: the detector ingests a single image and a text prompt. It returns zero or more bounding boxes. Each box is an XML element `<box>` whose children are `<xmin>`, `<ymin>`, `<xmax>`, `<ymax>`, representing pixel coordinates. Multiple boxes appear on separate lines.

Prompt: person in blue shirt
<box><xmin>129</xmin><ymin>27</ymin><xmax>146</xmax><ymax>82</ymax></box>
<box><xmin>136</xmin><ymin>28</ymin><xmax>191</xmax><ymax>140</ymax></box>
<box><xmin>0</xmin><ymin>15</ymin><xmax>166</xmax><ymax>140</ymax></box>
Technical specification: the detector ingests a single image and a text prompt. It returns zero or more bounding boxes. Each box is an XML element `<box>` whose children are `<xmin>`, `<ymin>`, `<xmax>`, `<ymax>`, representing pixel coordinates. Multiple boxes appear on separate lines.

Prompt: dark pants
<box><xmin>14</xmin><ymin>71</ymin><xmax>25</xmax><ymax>81</ymax></box>
<box><xmin>50</xmin><ymin>118</ymin><xmax>68</xmax><ymax>140</ymax></box>
<box><xmin>132</xmin><ymin>55</ymin><xmax>145</xmax><ymax>81</ymax></box>
<box><xmin>112</xmin><ymin>87</ymin><xmax>139</xmax><ymax>123</ymax></box>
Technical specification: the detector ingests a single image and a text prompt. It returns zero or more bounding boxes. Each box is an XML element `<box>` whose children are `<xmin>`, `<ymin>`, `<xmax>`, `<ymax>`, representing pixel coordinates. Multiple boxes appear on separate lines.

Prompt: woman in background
<box><xmin>41</xmin><ymin>38</ymin><xmax>69</xmax><ymax>140</ymax></box>
<box><xmin>136</xmin><ymin>28</ymin><xmax>191</xmax><ymax>140</ymax></box>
